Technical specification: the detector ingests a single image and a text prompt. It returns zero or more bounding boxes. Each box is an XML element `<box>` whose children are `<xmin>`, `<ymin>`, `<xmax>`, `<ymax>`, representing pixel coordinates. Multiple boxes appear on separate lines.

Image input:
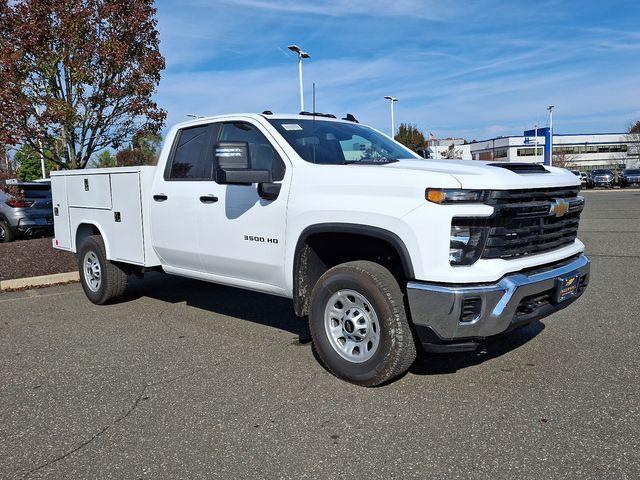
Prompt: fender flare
<box><xmin>292</xmin><ymin>223</ymin><xmax>415</xmax><ymax>315</ymax></box>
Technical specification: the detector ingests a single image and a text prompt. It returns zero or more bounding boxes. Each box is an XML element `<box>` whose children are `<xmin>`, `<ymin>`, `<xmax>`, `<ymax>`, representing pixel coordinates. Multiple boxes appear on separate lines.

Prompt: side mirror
<box><xmin>215</xmin><ymin>141</ymin><xmax>272</xmax><ymax>184</ymax></box>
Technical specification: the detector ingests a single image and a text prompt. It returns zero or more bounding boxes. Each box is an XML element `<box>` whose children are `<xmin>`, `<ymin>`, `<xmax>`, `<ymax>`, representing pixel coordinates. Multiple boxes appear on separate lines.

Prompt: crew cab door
<box><xmin>149</xmin><ymin>124</ymin><xmax>217</xmax><ymax>272</ymax></box>
<box><xmin>197</xmin><ymin>120</ymin><xmax>290</xmax><ymax>289</ymax></box>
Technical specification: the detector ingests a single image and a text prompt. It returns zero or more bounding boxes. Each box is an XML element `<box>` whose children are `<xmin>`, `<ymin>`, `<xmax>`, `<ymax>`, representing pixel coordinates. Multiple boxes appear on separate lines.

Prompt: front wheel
<box><xmin>78</xmin><ymin>235</ymin><xmax>128</xmax><ymax>304</ymax></box>
<box><xmin>309</xmin><ymin>261</ymin><xmax>416</xmax><ymax>387</ymax></box>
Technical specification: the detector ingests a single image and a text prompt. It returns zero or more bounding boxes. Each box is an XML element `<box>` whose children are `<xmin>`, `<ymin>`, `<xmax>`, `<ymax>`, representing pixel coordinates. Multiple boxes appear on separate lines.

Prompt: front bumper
<box><xmin>593</xmin><ymin>179</ymin><xmax>613</xmax><ymax>187</ymax></box>
<box><xmin>407</xmin><ymin>254</ymin><xmax>590</xmax><ymax>352</ymax></box>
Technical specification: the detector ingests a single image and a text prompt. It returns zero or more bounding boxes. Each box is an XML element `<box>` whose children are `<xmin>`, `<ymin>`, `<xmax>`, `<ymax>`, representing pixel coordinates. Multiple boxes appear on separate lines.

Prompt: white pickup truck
<box><xmin>51</xmin><ymin>112</ymin><xmax>590</xmax><ymax>386</ymax></box>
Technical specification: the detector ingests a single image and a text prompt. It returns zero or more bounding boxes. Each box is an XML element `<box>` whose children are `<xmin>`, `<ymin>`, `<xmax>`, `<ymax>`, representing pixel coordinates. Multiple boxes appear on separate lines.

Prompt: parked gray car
<box><xmin>620</xmin><ymin>168</ymin><xmax>640</xmax><ymax>188</ymax></box>
<box><xmin>0</xmin><ymin>180</ymin><xmax>54</xmax><ymax>243</ymax></box>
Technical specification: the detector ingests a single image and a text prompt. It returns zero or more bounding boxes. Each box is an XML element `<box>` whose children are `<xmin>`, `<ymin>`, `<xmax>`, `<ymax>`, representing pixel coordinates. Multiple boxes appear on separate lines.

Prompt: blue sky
<box><xmin>154</xmin><ymin>0</ymin><xmax>640</xmax><ymax>140</ymax></box>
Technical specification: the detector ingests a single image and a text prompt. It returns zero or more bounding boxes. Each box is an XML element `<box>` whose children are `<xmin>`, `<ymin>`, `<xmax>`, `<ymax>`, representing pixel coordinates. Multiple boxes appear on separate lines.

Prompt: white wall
<box><xmin>469</xmin><ymin>133</ymin><xmax>637</xmax><ymax>169</ymax></box>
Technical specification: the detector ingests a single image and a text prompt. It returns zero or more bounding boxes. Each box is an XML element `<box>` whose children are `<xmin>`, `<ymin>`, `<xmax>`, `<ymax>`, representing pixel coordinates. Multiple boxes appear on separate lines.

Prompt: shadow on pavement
<box><xmin>120</xmin><ymin>272</ymin><xmax>311</xmax><ymax>343</ymax></box>
<box><xmin>410</xmin><ymin>321</ymin><xmax>545</xmax><ymax>376</ymax></box>
<box><xmin>120</xmin><ymin>272</ymin><xmax>544</xmax><ymax>376</ymax></box>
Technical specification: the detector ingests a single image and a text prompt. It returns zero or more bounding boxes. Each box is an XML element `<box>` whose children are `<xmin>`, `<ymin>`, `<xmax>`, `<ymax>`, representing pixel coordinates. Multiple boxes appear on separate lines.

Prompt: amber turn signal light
<box><xmin>426</xmin><ymin>189</ymin><xmax>446</xmax><ymax>204</ymax></box>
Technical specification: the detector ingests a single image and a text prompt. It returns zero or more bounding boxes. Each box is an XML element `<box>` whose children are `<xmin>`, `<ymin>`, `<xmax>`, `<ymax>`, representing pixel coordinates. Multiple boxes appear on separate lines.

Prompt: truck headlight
<box><xmin>426</xmin><ymin>189</ymin><xmax>488</xmax><ymax>204</ymax></box>
<box><xmin>449</xmin><ymin>222</ymin><xmax>486</xmax><ymax>265</ymax></box>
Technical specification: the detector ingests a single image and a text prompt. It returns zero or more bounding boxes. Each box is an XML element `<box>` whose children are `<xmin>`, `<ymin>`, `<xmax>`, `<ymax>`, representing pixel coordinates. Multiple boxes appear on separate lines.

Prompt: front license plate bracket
<box><xmin>555</xmin><ymin>271</ymin><xmax>581</xmax><ymax>303</ymax></box>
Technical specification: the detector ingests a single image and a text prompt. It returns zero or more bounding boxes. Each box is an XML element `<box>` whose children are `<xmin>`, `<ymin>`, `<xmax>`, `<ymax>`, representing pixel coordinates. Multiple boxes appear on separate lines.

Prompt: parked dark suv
<box><xmin>590</xmin><ymin>169</ymin><xmax>615</xmax><ymax>189</ymax></box>
<box><xmin>0</xmin><ymin>180</ymin><xmax>54</xmax><ymax>243</ymax></box>
<box><xmin>620</xmin><ymin>169</ymin><xmax>640</xmax><ymax>188</ymax></box>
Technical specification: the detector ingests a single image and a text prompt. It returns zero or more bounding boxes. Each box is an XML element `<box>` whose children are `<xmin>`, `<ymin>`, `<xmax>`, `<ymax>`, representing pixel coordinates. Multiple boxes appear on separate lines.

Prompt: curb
<box><xmin>582</xmin><ymin>188</ymin><xmax>640</xmax><ymax>192</ymax></box>
<box><xmin>0</xmin><ymin>271</ymin><xmax>80</xmax><ymax>292</ymax></box>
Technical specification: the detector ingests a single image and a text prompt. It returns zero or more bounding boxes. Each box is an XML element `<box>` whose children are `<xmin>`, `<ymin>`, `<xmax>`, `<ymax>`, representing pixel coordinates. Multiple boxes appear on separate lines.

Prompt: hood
<box><xmin>382</xmin><ymin>158</ymin><xmax>581</xmax><ymax>190</ymax></box>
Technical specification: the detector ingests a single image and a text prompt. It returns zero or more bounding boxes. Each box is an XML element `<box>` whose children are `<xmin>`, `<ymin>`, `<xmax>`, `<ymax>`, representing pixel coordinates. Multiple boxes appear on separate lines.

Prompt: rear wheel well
<box><xmin>75</xmin><ymin>223</ymin><xmax>145</xmax><ymax>276</ymax></box>
<box><xmin>293</xmin><ymin>228</ymin><xmax>413</xmax><ymax>317</ymax></box>
<box><xmin>76</xmin><ymin>223</ymin><xmax>101</xmax><ymax>251</ymax></box>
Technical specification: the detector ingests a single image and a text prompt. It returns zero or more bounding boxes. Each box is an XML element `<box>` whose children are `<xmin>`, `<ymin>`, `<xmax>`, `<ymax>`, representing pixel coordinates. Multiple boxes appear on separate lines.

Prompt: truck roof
<box><xmin>172</xmin><ymin>112</ymin><xmax>357</xmax><ymax>130</ymax></box>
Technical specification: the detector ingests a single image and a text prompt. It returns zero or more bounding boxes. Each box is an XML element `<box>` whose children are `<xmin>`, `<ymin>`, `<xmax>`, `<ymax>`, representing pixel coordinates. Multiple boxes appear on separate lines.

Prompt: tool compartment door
<box><xmin>50</xmin><ymin>175</ymin><xmax>72</xmax><ymax>250</ymax></box>
<box><xmin>109</xmin><ymin>173</ymin><xmax>145</xmax><ymax>264</ymax></box>
<box><xmin>67</xmin><ymin>174</ymin><xmax>112</xmax><ymax>209</ymax></box>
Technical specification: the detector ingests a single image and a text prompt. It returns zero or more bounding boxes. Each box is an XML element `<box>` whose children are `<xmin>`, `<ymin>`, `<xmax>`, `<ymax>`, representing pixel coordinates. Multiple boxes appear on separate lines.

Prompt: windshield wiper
<box><xmin>343</xmin><ymin>158</ymin><xmax>399</xmax><ymax>165</ymax></box>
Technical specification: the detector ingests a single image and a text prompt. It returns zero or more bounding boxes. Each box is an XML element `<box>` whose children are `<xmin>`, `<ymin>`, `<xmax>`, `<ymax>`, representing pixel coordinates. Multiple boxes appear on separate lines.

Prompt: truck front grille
<box><xmin>481</xmin><ymin>186</ymin><xmax>583</xmax><ymax>259</ymax></box>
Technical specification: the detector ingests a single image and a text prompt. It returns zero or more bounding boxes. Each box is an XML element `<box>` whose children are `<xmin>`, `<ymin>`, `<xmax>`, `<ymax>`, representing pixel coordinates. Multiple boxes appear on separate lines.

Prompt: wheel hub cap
<box><xmin>83</xmin><ymin>251</ymin><xmax>102</xmax><ymax>292</ymax></box>
<box><xmin>344</xmin><ymin>319</ymin><xmax>355</xmax><ymax>333</ymax></box>
<box><xmin>324</xmin><ymin>289</ymin><xmax>380</xmax><ymax>363</ymax></box>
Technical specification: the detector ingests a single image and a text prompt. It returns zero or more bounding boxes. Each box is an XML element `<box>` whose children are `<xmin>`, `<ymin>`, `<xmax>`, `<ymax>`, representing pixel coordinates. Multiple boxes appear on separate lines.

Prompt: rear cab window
<box><xmin>165</xmin><ymin>124</ymin><xmax>217</xmax><ymax>180</ymax></box>
<box><xmin>21</xmin><ymin>185</ymin><xmax>52</xmax><ymax>199</ymax></box>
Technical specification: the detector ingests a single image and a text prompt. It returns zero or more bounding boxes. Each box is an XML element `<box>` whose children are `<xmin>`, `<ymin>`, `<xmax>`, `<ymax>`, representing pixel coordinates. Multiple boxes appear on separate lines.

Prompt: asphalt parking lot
<box><xmin>1</xmin><ymin>190</ymin><xmax>639</xmax><ymax>479</ymax></box>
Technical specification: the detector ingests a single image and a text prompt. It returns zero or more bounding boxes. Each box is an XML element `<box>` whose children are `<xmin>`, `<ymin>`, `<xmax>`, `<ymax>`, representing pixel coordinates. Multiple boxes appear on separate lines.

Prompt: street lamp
<box><xmin>384</xmin><ymin>96</ymin><xmax>398</xmax><ymax>137</ymax></box>
<box><xmin>547</xmin><ymin>105</ymin><xmax>555</xmax><ymax>166</ymax></box>
<box><xmin>288</xmin><ymin>45</ymin><xmax>310</xmax><ymax>112</ymax></box>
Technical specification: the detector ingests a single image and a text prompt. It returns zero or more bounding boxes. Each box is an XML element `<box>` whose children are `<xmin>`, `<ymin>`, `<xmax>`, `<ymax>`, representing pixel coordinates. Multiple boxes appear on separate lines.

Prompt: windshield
<box><xmin>624</xmin><ymin>169</ymin><xmax>640</xmax><ymax>175</ymax></box>
<box><xmin>268</xmin><ymin>119</ymin><xmax>418</xmax><ymax>165</ymax></box>
<box><xmin>592</xmin><ymin>169</ymin><xmax>612</xmax><ymax>175</ymax></box>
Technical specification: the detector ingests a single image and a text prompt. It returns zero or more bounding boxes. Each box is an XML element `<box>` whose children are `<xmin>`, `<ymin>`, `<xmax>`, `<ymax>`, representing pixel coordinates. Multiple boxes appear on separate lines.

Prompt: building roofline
<box><xmin>473</xmin><ymin>132</ymin><xmax>630</xmax><ymax>144</ymax></box>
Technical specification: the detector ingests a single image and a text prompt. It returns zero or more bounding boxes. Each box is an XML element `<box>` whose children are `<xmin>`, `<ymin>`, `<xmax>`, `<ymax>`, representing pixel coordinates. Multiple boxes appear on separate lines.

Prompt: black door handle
<box><xmin>153</xmin><ymin>194</ymin><xmax>168</xmax><ymax>202</ymax></box>
<box><xmin>199</xmin><ymin>195</ymin><xmax>219</xmax><ymax>204</ymax></box>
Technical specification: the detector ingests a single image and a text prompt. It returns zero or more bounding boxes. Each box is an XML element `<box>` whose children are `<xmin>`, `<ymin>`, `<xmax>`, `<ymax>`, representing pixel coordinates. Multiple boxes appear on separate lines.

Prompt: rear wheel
<box><xmin>309</xmin><ymin>260</ymin><xmax>416</xmax><ymax>387</ymax></box>
<box><xmin>78</xmin><ymin>235</ymin><xmax>128</xmax><ymax>304</ymax></box>
<box><xmin>0</xmin><ymin>220</ymin><xmax>14</xmax><ymax>243</ymax></box>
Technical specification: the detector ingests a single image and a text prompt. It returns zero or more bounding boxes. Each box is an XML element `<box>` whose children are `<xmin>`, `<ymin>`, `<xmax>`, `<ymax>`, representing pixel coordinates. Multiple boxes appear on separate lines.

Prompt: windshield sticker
<box><xmin>282</xmin><ymin>123</ymin><xmax>303</xmax><ymax>131</ymax></box>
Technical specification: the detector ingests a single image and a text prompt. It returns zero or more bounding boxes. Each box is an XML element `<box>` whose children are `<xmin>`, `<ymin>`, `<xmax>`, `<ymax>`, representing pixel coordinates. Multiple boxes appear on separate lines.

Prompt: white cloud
<box><xmin>153</xmin><ymin>0</ymin><xmax>640</xmax><ymax>139</ymax></box>
<box><xmin>216</xmin><ymin>0</ymin><xmax>454</xmax><ymax>20</ymax></box>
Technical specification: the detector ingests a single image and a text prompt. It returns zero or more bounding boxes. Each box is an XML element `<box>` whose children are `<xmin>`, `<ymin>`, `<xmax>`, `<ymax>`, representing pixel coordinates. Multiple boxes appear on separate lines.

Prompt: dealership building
<box><xmin>468</xmin><ymin>133</ymin><xmax>639</xmax><ymax>171</ymax></box>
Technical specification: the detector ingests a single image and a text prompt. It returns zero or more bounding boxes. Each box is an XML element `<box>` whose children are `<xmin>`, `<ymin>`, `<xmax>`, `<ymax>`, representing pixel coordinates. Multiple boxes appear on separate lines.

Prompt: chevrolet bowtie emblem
<box><xmin>549</xmin><ymin>199</ymin><xmax>570</xmax><ymax>217</ymax></box>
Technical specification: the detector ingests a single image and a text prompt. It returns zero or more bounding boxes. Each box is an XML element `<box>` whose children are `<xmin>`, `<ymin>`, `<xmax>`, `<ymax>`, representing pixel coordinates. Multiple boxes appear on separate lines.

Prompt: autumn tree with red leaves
<box><xmin>0</xmin><ymin>0</ymin><xmax>166</xmax><ymax>169</ymax></box>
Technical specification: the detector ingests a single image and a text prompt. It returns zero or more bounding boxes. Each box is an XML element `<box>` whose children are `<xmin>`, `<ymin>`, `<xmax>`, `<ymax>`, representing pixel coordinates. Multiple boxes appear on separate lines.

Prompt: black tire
<box><xmin>309</xmin><ymin>260</ymin><xmax>416</xmax><ymax>387</ymax></box>
<box><xmin>77</xmin><ymin>235</ymin><xmax>128</xmax><ymax>304</ymax></box>
<box><xmin>0</xmin><ymin>220</ymin><xmax>14</xmax><ymax>243</ymax></box>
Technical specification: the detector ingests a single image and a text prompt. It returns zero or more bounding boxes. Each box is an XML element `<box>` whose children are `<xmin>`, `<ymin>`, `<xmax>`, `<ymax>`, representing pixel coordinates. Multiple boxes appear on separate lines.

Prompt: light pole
<box><xmin>34</xmin><ymin>105</ymin><xmax>46</xmax><ymax>179</ymax></box>
<box><xmin>288</xmin><ymin>45</ymin><xmax>310</xmax><ymax>112</ymax></box>
<box><xmin>547</xmin><ymin>105</ymin><xmax>554</xmax><ymax>166</ymax></box>
<box><xmin>384</xmin><ymin>96</ymin><xmax>398</xmax><ymax>138</ymax></box>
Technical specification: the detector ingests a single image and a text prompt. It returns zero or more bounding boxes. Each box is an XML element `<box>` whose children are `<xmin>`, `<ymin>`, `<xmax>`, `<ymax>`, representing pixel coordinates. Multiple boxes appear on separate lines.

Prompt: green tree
<box><xmin>91</xmin><ymin>150</ymin><xmax>117</xmax><ymax>168</ymax></box>
<box><xmin>394</xmin><ymin>123</ymin><xmax>426</xmax><ymax>152</ymax></box>
<box><xmin>115</xmin><ymin>133</ymin><xmax>162</xmax><ymax>166</ymax></box>
<box><xmin>14</xmin><ymin>145</ymin><xmax>57</xmax><ymax>181</ymax></box>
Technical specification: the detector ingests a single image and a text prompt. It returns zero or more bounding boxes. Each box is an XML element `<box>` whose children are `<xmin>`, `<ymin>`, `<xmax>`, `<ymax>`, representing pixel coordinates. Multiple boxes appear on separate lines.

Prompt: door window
<box><xmin>218</xmin><ymin>122</ymin><xmax>285</xmax><ymax>180</ymax></box>
<box><xmin>167</xmin><ymin>125</ymin><xmax>211</xmax><ymax>180</ymax></box>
